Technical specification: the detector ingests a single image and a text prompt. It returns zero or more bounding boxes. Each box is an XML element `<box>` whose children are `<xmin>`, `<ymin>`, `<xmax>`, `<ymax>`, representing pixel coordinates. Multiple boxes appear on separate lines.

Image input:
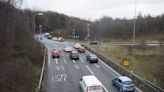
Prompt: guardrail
<box><xmin>36</xmin><ymin>47</ymin><xmax>47</xmax><ymax>92</ymax></box>
<box><xmin>83</xmin><ymin>44</ymin><xmax>164</xmax><ymax>92</ymax></box>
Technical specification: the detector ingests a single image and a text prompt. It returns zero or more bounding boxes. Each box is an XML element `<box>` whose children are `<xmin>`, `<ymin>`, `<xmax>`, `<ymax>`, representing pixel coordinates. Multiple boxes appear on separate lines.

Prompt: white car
<box><xmin>52</xmin><ymin>37</ymin><xmax>58</xmax><ymax>41</ymax></box>
<box><xmin>64</xmin><ymin>47</ymin><xmax>72</xmax><ymax>52</ymax></box>
<box><xmin>74</xmin><ymin>43</ymin><xmax>81</xmax><ymax>49</ymax></box>
<box><xmin>79</xmin><ymin>75</ymin><xmax>103</xmax><ymax>92</ymax></box>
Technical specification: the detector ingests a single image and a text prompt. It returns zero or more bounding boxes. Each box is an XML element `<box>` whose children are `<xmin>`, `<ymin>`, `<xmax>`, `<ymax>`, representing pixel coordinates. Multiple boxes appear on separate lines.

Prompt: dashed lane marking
<box><xmin>85</xmin><ymin>65</ymin><xmax>108</xmax><ymax>92</ymax></box>
<box><xmin>63</xmin><ymin>58</ymin><xmax>67</xmax><ymax>64</ymax></box>
<box><xmin>55</xmin><ymin>58</ymin><xmax>58</xmax><ymax>64</ymax></box>
<box><xmin>94</xmin><ymin>63</ymin><xmax>100</xmax><ymax>68</ymax></box>
<box><xmin>85</xmin><ymin>65</ymin><xmax>94</xmax><ymax>75</ymax></box>
<box><xmin>74</xmin><ymin>64</ymin><xmax>80</xmax><ymax>69</ymax></box>
<box><xmin>73</xmin><ymin>60</ymin><xmax>76</xmax><ymax>64</ymax></box>
<box><xmin>80</xmin><ymin>58</ymin><xmax>85</xmax><ymax>63</ymax></box>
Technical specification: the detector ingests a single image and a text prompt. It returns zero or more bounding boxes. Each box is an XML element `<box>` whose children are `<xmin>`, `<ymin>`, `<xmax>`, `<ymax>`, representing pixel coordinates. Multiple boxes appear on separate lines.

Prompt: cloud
<box><xmin>22</xmin><ymin>0</ymin><xmax>164</xmax><ymax>20</ymax></box>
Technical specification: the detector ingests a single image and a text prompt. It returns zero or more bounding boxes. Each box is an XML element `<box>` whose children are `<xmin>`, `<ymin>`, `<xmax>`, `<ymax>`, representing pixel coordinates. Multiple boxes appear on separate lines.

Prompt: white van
<box><xmin>79</xmin><ymin>75</ymin><xmax>103</xmax><ymax>92</ymax></box>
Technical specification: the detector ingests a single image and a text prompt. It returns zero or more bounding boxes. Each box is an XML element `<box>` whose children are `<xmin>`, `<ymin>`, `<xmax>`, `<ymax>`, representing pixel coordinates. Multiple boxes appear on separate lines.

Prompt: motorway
<box><xmin>42</xmin><ymin>37</ymin><xmax>142</xmax><ymax>92</ymax></box>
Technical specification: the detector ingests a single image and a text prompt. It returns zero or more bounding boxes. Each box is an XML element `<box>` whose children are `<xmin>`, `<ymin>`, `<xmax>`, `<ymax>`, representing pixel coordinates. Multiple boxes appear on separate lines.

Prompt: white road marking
<box><xmin>94</xmin><ymin>63</ymin><xmax>100</xmax><ymax>68</ymax></box>
<box><xmin>56</xmin><ymin>66</ymin><xmax>60</xmax><ymax>70</ymax></box>
<box><xmin>63</xmin><ymin>58</ymin><xmax>67</xmax><ymax>64</ymax></box>
<box><xmin>85</xmin><ymin>65</ymin><xmax>94</xmax><ymax>75</ymax></box>
<box><xmin>74</xmin><ymin>64</ymin><xmax>80</xmax><ymax>69</ymax></box>
<box><xmin>54</xmin><ymin>74</ymin><xmax>67</xmax><ymax>82</ymax></box>
<box><xmin>85</xmin><ymin>65</ymin><xmax>109</xmax><ymax>92</ymax></box>
<box><xmin>51</xmin><ymin>76</ymin><xmax>55</xmax><ymax>82</ymax></box>
<box><xmin>60</xmin><ymin>52</ymin><xmax>63</xmax><ymax>57</ymax></box>
<box><xmin>99</xmin><ymin>59</ymin><xmax>142</xmax><ymax>92</ymax></box>
<box><xmin>55</xmin><ymin>65</ymin><xmax>65</xmax><ymax>70</ymax></box>
<box><xmin>73</xmin><ymin>60</ymin><xmax>76</xmax><ymax>64</ymax></box>
<box><xmin>80</xmin><ymin>58</ymin><xmax>85</xmax><ymax>63</ymax></box>
<box><xmin>61</xmin><ymin>65</ymin><xmax>65</xmax><ymax>70</ymax></box>
<box><xmin>48</xmin><ymin>49</ymin><xmax>51</xmax><ymax>67</ymax></box>
<box><xmin>55</xmin><ymin>58</ymin><xmax>58</xmax><ymax>64</ymax></box>
<box><xmin>102</xmin><ymin>85</ymin><xmax>109</xmax><ymax>92</ymax></box>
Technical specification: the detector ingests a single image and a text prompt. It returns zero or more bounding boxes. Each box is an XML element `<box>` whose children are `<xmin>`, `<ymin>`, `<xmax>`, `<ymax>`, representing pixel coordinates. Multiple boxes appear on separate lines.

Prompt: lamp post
<box><xmin>132</xmin><ymin>0</ymin><xmax>137</xmax><ymax>45</ymax></box>
<box><xmin>87</xmin><ymin>24</ymin><xmax>90</xmax><ymax>44</ymax></box>
<box><xmin>129</xmin><ymin>0</ymin><xmax>137</xmax><ymax>55</ymax></box>
<box><xmin>33</xmin><ymin>13</ymin><xmax>43</xmax><ymax>46</ymax></box>
<box><xmin>33</xmin><ymin>13</ymin><xmax>43</xmax><ymax>35</ymax></box>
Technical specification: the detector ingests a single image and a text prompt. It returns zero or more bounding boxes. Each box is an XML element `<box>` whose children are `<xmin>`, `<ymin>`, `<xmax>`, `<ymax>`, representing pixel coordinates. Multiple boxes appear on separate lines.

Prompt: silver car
<box><xmin>112</xmin><ymin>76</ymin><xmax>135</xmax><ymax>92</ymax></box>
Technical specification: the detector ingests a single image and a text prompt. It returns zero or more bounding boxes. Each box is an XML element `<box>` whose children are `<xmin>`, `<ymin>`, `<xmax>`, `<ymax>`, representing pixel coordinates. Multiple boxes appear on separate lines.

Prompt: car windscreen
<box><xmin>72</xmin><ymin>53</ymin><xmax>78</xmax><ymax>57</ymax></box>
<box><xmin>123</xmin><ymin>81</ymin><xmax>133</xmax><ymax>85</ymax></box>
<box><xmin>91</xmin><ymin>55</ymin><xmax>97</xmax><ymax>59</ymax></box>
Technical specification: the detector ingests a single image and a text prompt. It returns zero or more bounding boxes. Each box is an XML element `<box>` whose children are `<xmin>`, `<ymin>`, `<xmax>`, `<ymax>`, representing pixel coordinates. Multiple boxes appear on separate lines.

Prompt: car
<box><xmin>52</xmin><ymin>37</ymin><xmax>58</xmax><ymax>41</ymax></box>
<box><xmin>44</xmin><ymin>33</ymin><xmax>50</xmax><ymax>37</ymax></box>
<box><xmin>52</xmin><ymin>50</ymin><xmax>60</xmax><ymax>58</ymax></box>
<box><xmin>90</xmin><ymin>41</ymin><xmax>98</xmax><ymax>45</ymax></box>
<box><xmin>78</xmin><ymin>47</ymin><xmax>86</xmax><ymax>53</ymax></box>
<box><xmin>79</xmin><ymin>75</ymin><xmax>103</xmax><ymax>92</ymax></box>
<box><xmin>64</xmin><ymin>46</ymin><xmax>72</xmax><ymax>52</ymax></box>
<box><xmin>47</xmin><ymin>35</ymin><xmax>52</xmax><ymax>39</ymax></box>
<box><xmin>90</xmin><ymin>41</ymin><xmax>101</xmax><ymax>46</ymax></box>
<box><xmin>74</xmin><ymin>43</ymin><xmax>81</xmax><ymax>49</ymax></box>
<box><xmin>112</xmin><ymin>76</ymin><xmax>135</xmax><ymax>92</ymax></box>
<box><xmin>86</xmin><ymin>54</ymin><xmax>98</xmax><ymax>63</ymax></box>
<box><xmin>58</xmin><ymin>37</ymin><xmax>64</xmax><ymax>42</ymax></box>
<box><xmin>70</xmin><ymin>51</ymin><xmax>79</xmax><ymax>60</ymax></box>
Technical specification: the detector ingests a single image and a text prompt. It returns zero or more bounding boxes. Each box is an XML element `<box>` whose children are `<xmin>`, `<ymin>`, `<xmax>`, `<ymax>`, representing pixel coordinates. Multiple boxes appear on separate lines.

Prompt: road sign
<box><xmin>122</xmin><ymin>58</ymin><xmax>129</xmax><ymax>67</ymax></box>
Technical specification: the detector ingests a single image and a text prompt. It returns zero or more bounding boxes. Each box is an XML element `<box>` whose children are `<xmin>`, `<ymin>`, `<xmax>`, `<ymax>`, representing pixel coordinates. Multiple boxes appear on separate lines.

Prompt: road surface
<box><xmin>41</xmin><ymin>37</ymin><xmax>142</xmax><ymax>92</ymax></box>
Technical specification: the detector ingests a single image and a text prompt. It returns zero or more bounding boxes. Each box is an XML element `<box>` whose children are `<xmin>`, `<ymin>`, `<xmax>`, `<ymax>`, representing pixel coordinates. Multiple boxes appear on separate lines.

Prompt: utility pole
<box><xmin>87</xmin><ymin>24</ymin><xmax>90</xmax><ymax>44</ymax></box>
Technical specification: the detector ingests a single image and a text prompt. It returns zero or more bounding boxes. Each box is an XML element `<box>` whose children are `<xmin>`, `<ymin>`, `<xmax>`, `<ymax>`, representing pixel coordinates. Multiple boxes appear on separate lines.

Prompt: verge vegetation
<box><xmin>89</xmin><ymin>45</ymin><xmax>164</xmax><ymax>88</ymax></box>
<box><xmin>0</xmin><ymin>1</ymin><xmax>43</xmax><ymax>92</ymax></box>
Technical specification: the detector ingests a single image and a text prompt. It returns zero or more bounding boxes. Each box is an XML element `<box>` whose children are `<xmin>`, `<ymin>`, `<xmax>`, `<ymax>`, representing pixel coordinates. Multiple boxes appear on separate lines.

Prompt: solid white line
<box><xmin>99</xmin><ymin>59</ymin><xmax>121</xmax><ymax>76</ymax></box>
<box><xmin>102</xmin><ymin>85</ymin><xmax>109</xmax><ymax>92</ymax></box>
<box><xmin>48</xmin><ymin>49</ymin><xmax>51</xmax><ymax>67</ymax></box>
<box><xmin>85</xmin><ymin>65</ymin><xmax>94</xmax><ymax>75</ymax></box>
<box><xmin>99</xmin><ymin>60</ymin><xmax>142</xmax><ymax>92</ymax></box>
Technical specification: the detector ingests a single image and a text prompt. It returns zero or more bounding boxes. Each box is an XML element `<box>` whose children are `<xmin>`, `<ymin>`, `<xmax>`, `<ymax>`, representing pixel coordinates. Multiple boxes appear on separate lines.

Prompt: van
<box><xmin>79</xmin><ymin>75</ymin><xmax>103</xmax><ymax>92</ymax></box>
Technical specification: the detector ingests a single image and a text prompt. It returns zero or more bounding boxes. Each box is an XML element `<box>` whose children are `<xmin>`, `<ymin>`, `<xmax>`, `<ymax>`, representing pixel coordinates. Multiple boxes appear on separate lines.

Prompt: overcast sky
<box><xmin>22</xmin><ymin>0</ymin><xmax>164</xmax><ymax>20</ymax></box>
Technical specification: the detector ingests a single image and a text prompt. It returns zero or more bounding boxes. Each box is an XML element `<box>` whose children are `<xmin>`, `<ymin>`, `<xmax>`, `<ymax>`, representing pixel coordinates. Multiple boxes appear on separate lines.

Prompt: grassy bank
<box><xmin>88</xmin><ymin>45</ymin><xmax>164</xmax><ymax>88</ymax></box>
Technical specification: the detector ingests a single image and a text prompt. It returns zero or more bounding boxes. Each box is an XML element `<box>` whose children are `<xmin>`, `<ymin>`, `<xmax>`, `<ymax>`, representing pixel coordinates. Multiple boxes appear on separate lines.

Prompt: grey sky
<box><xmin>22</xmin><ymin>0</ymin><xmax>164</xmax><ymax>20</ymax></box>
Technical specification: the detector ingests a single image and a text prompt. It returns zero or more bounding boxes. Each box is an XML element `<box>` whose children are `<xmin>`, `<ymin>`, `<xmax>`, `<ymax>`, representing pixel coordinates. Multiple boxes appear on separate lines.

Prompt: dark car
<box><xmin>112</xmin><ymin>76</ymin><xmax>135</xmax><ymax>92</ymax></box>
<box><xmin>86</xmin><ymin>54</ymin><xmax>98</xmax><ymax>63</ymax></box>
<box><xmin>78</xmin><ymin>47</ymin><xmax>86</xmax><ymax>53</ymax></box>
<box><xmin>52</xmin><ymin>50</ymin><xmax>60</xmax><ymax>58</ymax></box>
<box><xmin>70</xmin><ymin>51</ymin><xmax>79</xmax><ymax>60</ymax></box>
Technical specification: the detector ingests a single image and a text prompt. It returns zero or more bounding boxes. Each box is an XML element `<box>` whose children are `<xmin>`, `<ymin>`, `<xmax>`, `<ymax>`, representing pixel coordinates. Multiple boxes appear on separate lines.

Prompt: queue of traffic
<box><xmin>46</xmin><ymin>33</ymin><xmax>136</xmax><ymax>92</ymax></box>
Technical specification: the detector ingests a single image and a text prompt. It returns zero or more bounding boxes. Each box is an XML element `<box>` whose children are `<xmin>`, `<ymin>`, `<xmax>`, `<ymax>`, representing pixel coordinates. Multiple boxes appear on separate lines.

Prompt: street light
<box><xmin>33</xmin><ymin>13</ymin><xmax>43</xmax><ymax>34</ymax></box>
<box><xmin>87</xmin><ymin>24</ymin><xmax>90</xmax><ymax>44</ymax></box>
<box><xmin>132</xmin><ymin>0</ymin><xmax>137</xmax><ymax>45</ymax></box>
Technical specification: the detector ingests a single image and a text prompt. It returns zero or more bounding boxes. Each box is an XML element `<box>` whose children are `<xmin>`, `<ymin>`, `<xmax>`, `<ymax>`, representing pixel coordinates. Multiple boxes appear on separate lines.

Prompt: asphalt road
<box><xmin>42</xmin><ymin>37</ymin><xmax>142</xmax><ymax>92</ymax></box>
